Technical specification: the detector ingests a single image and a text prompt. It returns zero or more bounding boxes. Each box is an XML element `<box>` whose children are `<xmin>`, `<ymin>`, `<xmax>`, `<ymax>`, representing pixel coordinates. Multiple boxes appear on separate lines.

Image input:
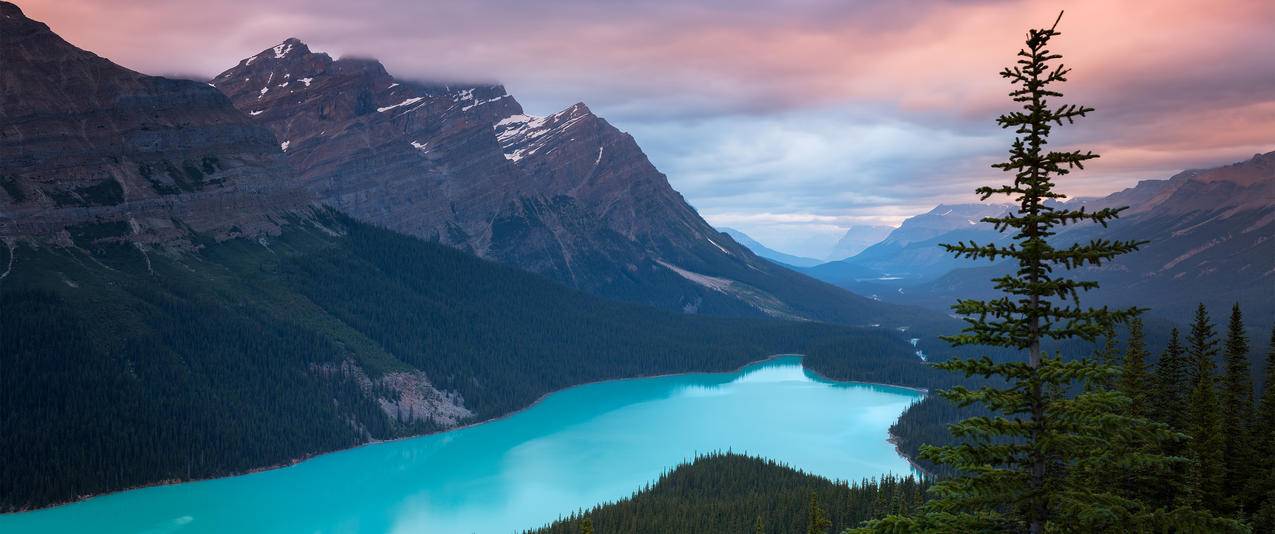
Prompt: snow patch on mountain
<box><xmin>377</xmin><ymin>97</ymin><xmax>423</xmax><ymax>113</ymax></box>
<box><xmin>494</xmin><ymin>106</ymin><xmax>591</xmax><ymax>163</ymax></box>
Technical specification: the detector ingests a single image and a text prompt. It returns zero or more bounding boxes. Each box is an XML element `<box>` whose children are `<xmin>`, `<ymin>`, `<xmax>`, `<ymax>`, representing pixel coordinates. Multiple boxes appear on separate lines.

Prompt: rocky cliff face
<box><xmin>210</xmin><ymin>39</ymin><xmax>524</xmax><ymax>251</ymax></box>
<box><xmin>0</xmin><ymin>2</ymin><xmax>307</xmax><ymax>246</ymax></box>
<box><xmin>212</xmin><ymin>40</ymin><xmax>914</xmax><ymax>325</ymax></box>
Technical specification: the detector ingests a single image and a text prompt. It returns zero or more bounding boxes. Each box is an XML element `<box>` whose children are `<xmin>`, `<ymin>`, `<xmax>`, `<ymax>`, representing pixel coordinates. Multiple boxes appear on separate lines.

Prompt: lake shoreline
<box><xmin>5</xmin><ymin>352</ymin><xmax>925</xmax><ymax>515</ymax></box>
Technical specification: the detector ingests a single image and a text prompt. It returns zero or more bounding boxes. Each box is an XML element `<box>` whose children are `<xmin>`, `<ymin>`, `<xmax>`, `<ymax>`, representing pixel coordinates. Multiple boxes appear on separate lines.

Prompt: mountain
<box><xmin>826</xmin><ymin>224</ymin><xmax>894</xmax><ymax>260</ymax></box>
<box><xmin>0</xmin><ymin>5</ymin><xmax>943</xmax><ymax>511</ymax></box>
<box><xmin>3</xmin><ymin>211</ymin><xmax>927</xmax><ymax>512</ymax></box>
<box><xmin>719</xmin><ymin>227</ymin><xmax>823</xmax><ymax>267</ymax></box>
<box><xmin>800</xmin><ymin>203</ymin><xmax>1010</xmax><ymax>291</ymax></box>
<box><xmin>0</xmin><ymin>2</ymin><xmax>308</xmax><ymax>245</ymax></box>
<box><xmin>208</xmin><ymin>39</ymin><xmax>936</xmax><ymax>327</ymax></box>
<box><xmin>810</xmin><ymin>153</ymin><xmax>1275</xmax><ymax>326</ymax></box>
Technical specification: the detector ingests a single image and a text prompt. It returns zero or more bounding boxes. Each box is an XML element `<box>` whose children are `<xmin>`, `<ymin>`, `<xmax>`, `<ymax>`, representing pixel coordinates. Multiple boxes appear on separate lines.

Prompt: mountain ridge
<box><xmin>208</xmin><ymin>37</ymin><xmax>940</xmax><ymax>327</ymax></box>
<box><xmin>801</xmin><ymin>151</ymin><xmax>1275</xmax><ymax>325</ymax></box>
<box><xmin>718</xmin><ymin>227</ymin><xmax>823</xmax><ymax>267</ymax></box>
<box><xmin>0</xmin><ymin>2</ymin><xmax>310</xmax><ymax>246</ymax></box>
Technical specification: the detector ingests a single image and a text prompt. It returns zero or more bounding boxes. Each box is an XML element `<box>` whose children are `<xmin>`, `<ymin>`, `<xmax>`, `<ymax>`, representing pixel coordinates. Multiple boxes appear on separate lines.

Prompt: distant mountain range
<box><xmin>801</xmin><ymin>153</ymin><xmax>1275</xmax><ymax>325</ymax></box>
<box><xmin>718</xmin><ymin>228</ymin><xmax>823</xmax><ymax>267</ymax></box>
<box><xmin>826</xmin><ymin>224</ymin><xmax>894</xmax><ymax>260</ymax></box>
<box><xmin>802</xmin><ymin>203</ymin><xmax>1012</xmax><ymax>286</ymax></box>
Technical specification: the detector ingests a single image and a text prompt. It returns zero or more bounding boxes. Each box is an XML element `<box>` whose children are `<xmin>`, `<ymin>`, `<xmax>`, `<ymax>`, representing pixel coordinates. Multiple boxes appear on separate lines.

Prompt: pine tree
<box><xmin>1220</xmin><ymin>304</ymin><xmax>1253</xmax><ymax>512</ymax></box>
<box><xmin>851</xmin><ymin>13</ymin><xmax>1242</xmax><ymax>534</ymax></box>
<box><xmin>755</xmin><ymin>514</ymin><xmax>765</xmax><ymax>534</ymax></box>
<box><xmin>579</xmin><ymin>517</ymin><xmax>593</xmax><ymax>534</ymax></box>
<box><xmin>1255</xmin><ymin>325</ymin><xmax>1275</xmax><ymax>467</ymax></box>
<box><xmin>807</xmin><ymin>491</ymin><xmax>831</xmax><ymax>534</ymax></box>
<box><xmin>904</xmin><ymin>13</ymin><xmax>1145</xmax><ymax>532</ymax></box>
<box><xmin>1094</xmin><ymin>328</ymin><xmax>1122</xmax><ymax>390</ymax></box>
<box><xmin>1119</xmin><ymin>318</ymin><xmax>1152</xmax><ymax>416</ymax></box>
<box><xmin>1185</xmin><ymin>304</ymin><xmax>1225</xmax><ymax>512</ymax></box>
<box><xmin>1154</xmin><ymin>328</ymin><xmax>1188</xmax><ymax>432</ymax></box>
<box><xmin>1252</xmin><ymin>325</ymin><xmax>1275</xmax><ymax>530</ymax></box>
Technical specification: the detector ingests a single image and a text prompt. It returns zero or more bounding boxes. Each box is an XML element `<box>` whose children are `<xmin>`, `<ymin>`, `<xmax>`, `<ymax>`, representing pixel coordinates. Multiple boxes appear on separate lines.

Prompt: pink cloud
<box><xmin>13</xmin><ymin>0</ymin><xmax>1274</xmax><ymax>250</ymax></box>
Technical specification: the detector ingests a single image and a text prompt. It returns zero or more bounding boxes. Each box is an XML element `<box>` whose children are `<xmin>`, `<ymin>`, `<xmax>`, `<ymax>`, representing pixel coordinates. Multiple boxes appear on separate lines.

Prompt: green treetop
<box><xmin>1119</xmin><ymin>319</ymin><xmax>1152</xmax><ymax>417</ymax></box>
<box><xmin>851</xmin><ymin>13</ymin><xmax>1242</xmax><ymax>534</ymax></box>
<box><xmin>1220</xmin><ymin>304</ymin><xmax>1254</xmax><ymax>512</ymax></box>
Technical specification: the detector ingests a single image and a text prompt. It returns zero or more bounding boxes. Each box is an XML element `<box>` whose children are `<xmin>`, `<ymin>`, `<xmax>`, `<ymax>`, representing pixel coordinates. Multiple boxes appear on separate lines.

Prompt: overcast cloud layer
<box><xmin>24</xmin><ymin>0</ymin><xmax>1275</xmax><ymax>257</ymax></box>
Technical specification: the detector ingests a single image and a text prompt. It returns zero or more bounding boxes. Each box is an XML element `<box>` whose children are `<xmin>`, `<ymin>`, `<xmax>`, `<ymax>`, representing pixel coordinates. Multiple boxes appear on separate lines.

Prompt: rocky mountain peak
<box><xmin>207</xmin><ymin>42</ymin><xmax>901</xmax><ymax>323</ymax></box>
<box><xmin>0</xmin><ymin>4</ymin><xmax>309</xmax><ymax>245</ymax></box>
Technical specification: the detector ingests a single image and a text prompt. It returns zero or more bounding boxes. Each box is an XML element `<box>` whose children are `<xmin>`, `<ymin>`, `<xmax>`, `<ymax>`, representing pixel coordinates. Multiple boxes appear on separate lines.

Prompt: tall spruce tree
<box><xmin>1120</xmin><ymin>319</ymin><xmax>1152</xmax><ymax>417</ymax></box>
<box><xmin>1220</xmin><ymin>304</ymin><xmax>1253</xmax><ymax>512</ymax></box>
<box><xmin>852</xmin><ymin>14</ymin><xmax>1242</xmax><ymax>534</ymax></box>
<box><xmin>1185</xmin><ymin>304</ymin><xmax>1225</xmax><ymax>512</ymax></box>
<box><xmin>1253</xmin><ymin>325</ymin><xmax>1275</xmax><ymax>529</ymax></box>
<box><xmin>1093</xmin><ymin>328</ymin><xmax>1122</xmax><ymax>391</ymax></box>
<box><xmin>1213</xmin><ymin>303</ymin><xmax>1254</xmax><ymax>512</ymax></box>
<box><xmin>1154</xmin><ymin>328</ymin><xmax>1188</xmax><ymax>432</ymax></box>
<box><xmin>1255</xmin><ymin>325</ymin><xmax>1275</xmax><ymax>470</ymax></box>
<box><xmin>807</xmin><ymin>491</ymin><xmax>831</xmax><ymax>534</ymax></box>
<box><xmin>906</xmin><ymin>13</ymin><xmax>1148</xmax><ymax>532</ymax></box>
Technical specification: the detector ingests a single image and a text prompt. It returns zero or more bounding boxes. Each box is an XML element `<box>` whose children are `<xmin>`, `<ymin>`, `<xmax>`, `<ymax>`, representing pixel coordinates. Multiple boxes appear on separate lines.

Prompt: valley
<box><xmin>0</xmin><ymin>358</ymin><xmax>921</xmax><ymax>533</ymax></box>
<box><xmin>3</xmin><ymin>1</ymin><xmax>1273</xmax><ymax>531</ymax></box>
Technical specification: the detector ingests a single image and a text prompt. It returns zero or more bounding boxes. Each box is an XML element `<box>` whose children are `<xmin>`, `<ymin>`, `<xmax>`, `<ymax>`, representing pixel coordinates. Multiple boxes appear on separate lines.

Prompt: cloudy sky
<box><xmin>24</xmin><ymin>0</ymin><xmax>1275</xmax><ymax>257</ymax></box>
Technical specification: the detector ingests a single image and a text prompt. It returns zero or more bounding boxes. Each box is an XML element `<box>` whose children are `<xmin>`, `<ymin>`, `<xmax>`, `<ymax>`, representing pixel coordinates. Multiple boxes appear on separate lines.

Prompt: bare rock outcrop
<box><xmin>0</xmin><ymin>2</ymin><xmax>310</xmax><ymax>246</ymax></box>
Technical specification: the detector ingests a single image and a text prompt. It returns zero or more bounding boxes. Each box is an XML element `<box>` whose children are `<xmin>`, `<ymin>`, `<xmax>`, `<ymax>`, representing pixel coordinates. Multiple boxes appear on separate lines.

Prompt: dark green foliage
<box><xmin>1185</xmin><ymin>305</ymin><xmax>1226</xmax><ymax>512</ymax></box>
<box><xmin>1221</xmin><ymin>304</ymin><xmax>1253</xmax><ymax>512</ymax></box>
<box><xmin>40</xmin><ymin>179</ymin><xmax>125</xmax><ymax>207</ymax></box>
<box><xmin>807</xmin><ymin>491</ymin><xmax>832</xmax><ymax>534</ymax></box>
<box><xmin>65</xmin><ymin>220</ymin><xmax>132</xmax><ymax>247</ymax></box>
<box><xmin>532</xmin><ymin>454</ymin><xmax>928</xmax><ymax>534</ymax></box>
<box><xmin>199</xmin><ymin>156</ymin><xmax>221</xmax><ymax>175</ymax></box>
<box><xmin>75</xmin><ymin>178</ymin><xmax>124</xmax><ymax>206</ymax></box>
<box><xmin>137</xmin><ymin>158</ymin><xmax>224</xmax><ymax>194</ymax></box>
<box><xmin>0</xmin><ymin>213</ymin><xmax>931</xmax><ymax>512</ymax></box>
<box><xmin>1120</xmin><ymin>319</ymin><xmax>1153</xmax><ymax>417</ymax></box>
<box><xmin>856</xmin><ymin>14</ymin><xmax>1238</xmax><ymax>533</ymax></box>
<box><xmin>888</xmin><ymin>395</ymin><xmax>990</xmax><ymax>478</ymax></box>
<box><xmin>800</xmin><ymin>337</ymin><xmax>952</xmax><ymax>390</ymax></box>
<box><xmin>1154</xmin><ymin>328</ymin><xmax>1189</xmax><ymax>433</ymax></box>
<box><xmin>139</xmin><ymin>162</ymin><xmax>180</xmax><ymax>194</ymax></box>
<box><xmin>1253</xmin><ymin>326</ymin><xmax>1275</xmax><ymax>530</ymax></box>
<box><xmin>0</xmin><ymin>175</ymin><xmax>26</xmax><ymax>202</ymax></box>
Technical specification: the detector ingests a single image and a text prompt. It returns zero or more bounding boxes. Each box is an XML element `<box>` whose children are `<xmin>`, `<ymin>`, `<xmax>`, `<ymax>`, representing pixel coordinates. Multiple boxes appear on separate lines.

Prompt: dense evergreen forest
<box><xmin>529</xmin><ymin>14</ymin><xmax>1275</xmax><ymax>532</ymax></box>
<box><xmin>0</xmin><ymin>213</ymin><xmax>933</xmax><ymax>512</ymax></box>
<box><xmin>533</xmin><ymin>453</ymin><xmax>928</xmax><ymax>534</ymax></box>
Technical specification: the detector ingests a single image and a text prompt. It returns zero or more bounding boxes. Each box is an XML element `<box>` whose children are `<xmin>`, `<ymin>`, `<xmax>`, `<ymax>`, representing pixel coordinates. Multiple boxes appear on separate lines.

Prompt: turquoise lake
<box><xmin>1</xmin><ymin>356</ymin><xmax>923</xmax><ymax>533</ymax></box>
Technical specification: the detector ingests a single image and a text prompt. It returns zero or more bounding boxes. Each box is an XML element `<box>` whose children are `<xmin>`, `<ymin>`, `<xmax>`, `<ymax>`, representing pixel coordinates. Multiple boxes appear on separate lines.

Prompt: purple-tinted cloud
<box><xmin>20</xmin><ymin>0</ymin><xmax>1275</xmax><ymax>256</ymax></box>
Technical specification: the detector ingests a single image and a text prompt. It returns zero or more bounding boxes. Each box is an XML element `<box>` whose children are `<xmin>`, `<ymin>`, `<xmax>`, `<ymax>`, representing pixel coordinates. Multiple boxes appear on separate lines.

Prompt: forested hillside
<box><xmin>0</xmin><ymin>213</ymin><xmax>929</xmax><ymax>512</ymax></box>
<box><xmin>533</xmin><ymin>453</ymin><xmax>927</xmax><ymax>534</ymax></box>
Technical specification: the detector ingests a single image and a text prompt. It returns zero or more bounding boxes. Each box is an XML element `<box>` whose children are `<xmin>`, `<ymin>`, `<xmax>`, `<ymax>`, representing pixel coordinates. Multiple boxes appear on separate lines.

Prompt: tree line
<box><xmin>534</xmin><ymin>453</ymin><xmax>928</xmax><ymax>534</ymax></box>
<box><xmin>0</xmin><ymin>214</ymin><xmax>936</xmax><ymax>512</ymax></box>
